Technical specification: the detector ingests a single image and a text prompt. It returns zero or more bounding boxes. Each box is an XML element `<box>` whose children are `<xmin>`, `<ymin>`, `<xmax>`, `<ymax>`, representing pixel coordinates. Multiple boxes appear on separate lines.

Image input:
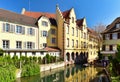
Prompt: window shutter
<box><xmin>32</xmin><ymin>42</ymin><xmax>35</xmax><ymax>49</ymax></box>
<box><xmin>2</xmin><ymin>23</ymin><xmax>5</xmax><ymax>32</ymax></box>
<box><xmin>13</xmin><ymin>25</ymin><xmax>15</xmax><ymax>33</ymax></box>
<box><xmin>24</xmin><ymin>42</ymin><xmax>26</xmax><ymax>49</ymax></box>
<box><xmin>22</xmin><ymin>27</ymin><xmax>25</xmax><ymax>34</ymax></box>
<box><xmin>32</xmin><ymin>29</ymin><xmax>35</xmax><ymax>35</ymax></box>
<box><xmin>10</xmin><ymin>25</ymin><xmax>15</xmax><ymax>33</ymax></box>
<box><xmin>110</xmin><ymin>34</ymin><xmax>112</xmax><ymax>39</ymax></box>
<box><xmin>118</xmin><ymin>33</ymin><xmax>120</xmax><ymax>39</ymax></box>
<box><xmin>27</xmin><ymin>28</ymin><xmax>29</xmax><ymax>35</ymax></box>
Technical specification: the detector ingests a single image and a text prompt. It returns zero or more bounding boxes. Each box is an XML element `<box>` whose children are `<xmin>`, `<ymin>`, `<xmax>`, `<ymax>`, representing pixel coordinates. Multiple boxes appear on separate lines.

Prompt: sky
<box><xmin>0</xmin><ymin>0</ymin><xmax>120</xmax><ymax>28</ymax></box>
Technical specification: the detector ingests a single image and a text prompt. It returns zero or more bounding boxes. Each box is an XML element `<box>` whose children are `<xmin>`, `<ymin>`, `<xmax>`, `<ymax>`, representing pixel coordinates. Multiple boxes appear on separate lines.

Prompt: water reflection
<box><xmin>15</xmin><ymin>65</ymin><xmax>104</xmax><ymax>82</ymax></box>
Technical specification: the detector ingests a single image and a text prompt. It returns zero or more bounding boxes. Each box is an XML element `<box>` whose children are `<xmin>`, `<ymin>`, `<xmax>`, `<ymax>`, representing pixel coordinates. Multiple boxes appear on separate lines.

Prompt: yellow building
<box><xmin>56</xmin><ymin>5</ymin><xmax>99</xmax><ymax>64</ymax></box>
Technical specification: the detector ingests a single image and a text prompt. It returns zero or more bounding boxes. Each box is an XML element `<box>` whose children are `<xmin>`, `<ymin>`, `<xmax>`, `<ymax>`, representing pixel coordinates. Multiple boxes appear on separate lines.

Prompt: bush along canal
<box><xmin>15</xmin><ymin>65</ymin><xmax>110</xmax><ymax>82</ymax></box>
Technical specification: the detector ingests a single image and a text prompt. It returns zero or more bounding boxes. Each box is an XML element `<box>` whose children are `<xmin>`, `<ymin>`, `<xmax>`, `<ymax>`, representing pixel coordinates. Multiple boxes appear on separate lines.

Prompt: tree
<box><xmin>116</xmin><ymin>44</ymin><xmax>120</xmax><ymax>62</ymax></box>
<box><xmin>0</xmin><ymin>48</ymin><xmax>4</xmax><ymax>56</ymax></box>
<box><xmin>98</xmin><ymin>51</ymin><xmax>103</xmax><ymax>60</ymax></box>
<box><xmin>93</xmin><ymin>23</ymin><xmax>106</xmax><ymax>34</ymax></box>
<box><xmin>93</xmin><ymin>23</ymin><xmax>106</xmax><ymax>51</ymax></box>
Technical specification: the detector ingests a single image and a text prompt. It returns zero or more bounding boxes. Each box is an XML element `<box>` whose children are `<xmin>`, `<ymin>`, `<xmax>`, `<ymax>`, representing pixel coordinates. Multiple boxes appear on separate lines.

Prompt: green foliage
<box><xmin>116</xmin><ymin>44</ymin><xmax>120</xmax><ymax>62</ymax></box>
<box><xmin>45</xmin><ymin>54</ymin><xmax>50</xmax><ymax>64</ymax></box>
<box><xmin>108</xmin><ymin>55</ymin><xmax>113</xmax><ymax>61</ymax></box>
<box><xmin>0</xmin><ymin>48</ymin><xmax>4</xmax><ymax>56</ymax></box>
<box><xmin>38</xmin><ymin>57</ymin><xmax>42</xmax><ymax>64</ymax></box>
<box><xmin>33</xmin><ymin>56</ymin><xmax>37</xmax><ymax>63</ymax></box>
<box><xmin>0</xmin><ymin>65</ymin><xmax>16</xmax><ymax>82</ymax></box>
<box><xmin>98</xmin><ymin>51</ymin><xmax>103</xmax><ymax>60</ymax></box>
<box><xmin>21</xmin><ymin>63</ymin><xmax>40</xmax><ymax>77</ymax></box>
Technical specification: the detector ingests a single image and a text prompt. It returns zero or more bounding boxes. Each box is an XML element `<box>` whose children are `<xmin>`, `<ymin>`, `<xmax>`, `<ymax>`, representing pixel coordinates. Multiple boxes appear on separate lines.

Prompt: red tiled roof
<box><xmin>87</xmin><ymin>28</ymin><xmax>98</xmax><ymax>36</ymax></box>
<box><xmin>24</xmin><ymin>11</ymin><xmax>56</xmax><ymax>19</ymax></box>
<box><xmin>43</xmin><ymin>47</ymin><xmax>60</xmax><ymax>52</ymax></box>
<box><xmin>76</xmin><ymin>19</ymin><xmax>84</xmax><ymax>27</ymax></box>
<box><xmin>0</xmin><ymin>9</ymin><xmax>37</xmax><ymax>27</ymax></box>
<box><xmin>62</xmin><ymin>9</ymin><xmax>71</xmax><ymax>19</ymax></box>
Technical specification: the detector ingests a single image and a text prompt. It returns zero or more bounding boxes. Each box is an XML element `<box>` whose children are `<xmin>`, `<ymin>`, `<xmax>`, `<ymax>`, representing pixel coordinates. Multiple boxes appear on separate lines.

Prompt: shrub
<box><xmin>38</xmin><ymin>57</ymin><xmax>42</xmax><ymax>64</ymax></box>
<box><xmin>21</xmin><ymin>63</ymin><xmax>40</xmax><ymax>77</ymax></box>
<box><xmin>45</xmin><ymin>54</ymin><xmax>50</xmax><ymax>64</ymax></box>
<box><xmin>0</xmin><ymin>65</ymin><xmax>16</xmax><ymax>82</ymax></box>
<box><xmin>33</xmin><ymin>56</ymin><xmax>37</xmax><ymax>63</ymax></box>
<box><xmin>0</xmin><ymin>48</ymin><xmax>4</xmax><ymax>56</ymax></box>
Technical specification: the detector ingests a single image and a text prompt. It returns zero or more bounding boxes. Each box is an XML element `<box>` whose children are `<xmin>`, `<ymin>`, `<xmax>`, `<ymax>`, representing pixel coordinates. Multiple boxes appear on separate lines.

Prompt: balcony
<box><xmin>101</xmin><ymin>51</ymin><xmax>116</xmax><ymax>55</ymax></box>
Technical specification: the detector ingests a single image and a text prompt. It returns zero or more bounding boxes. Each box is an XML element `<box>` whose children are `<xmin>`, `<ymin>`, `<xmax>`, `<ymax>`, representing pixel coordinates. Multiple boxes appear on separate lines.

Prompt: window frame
<box><xmin>3</xmin><ymin>40</ymin><xmax>9</xmax><ymax>49</ymax></box>
<box><xmin>16</xmin><ymin>41</ymin><xmax>22</xmax><ymax>49</ymax></box>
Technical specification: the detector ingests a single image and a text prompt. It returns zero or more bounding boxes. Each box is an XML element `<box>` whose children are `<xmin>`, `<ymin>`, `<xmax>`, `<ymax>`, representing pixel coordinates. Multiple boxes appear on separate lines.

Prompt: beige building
<box><xmin>101</xmin><ymin>17</ymin><xmax>120</xmax><ymax>58</ymax></box>
<box><xmin>0</xmin><ymin>5</ymin><xmax>99</xmax><ymax>63</ymax></box>
<box><xmin>0</xmin><ymin>8</ymin><xmax>60</xmax><ymax>58</ymax></box>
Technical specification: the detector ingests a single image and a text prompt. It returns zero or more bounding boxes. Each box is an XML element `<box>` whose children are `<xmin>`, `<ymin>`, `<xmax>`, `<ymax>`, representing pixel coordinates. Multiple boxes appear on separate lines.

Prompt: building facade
<box><xmin>0</xmin><ymin>5</ymin><xmax>99</xmax><ymax>63</ymax></box>
<box><xmin>101</xmin><ymin>17</ymin><xmax>120</xmax><ymax>58</ymax></box>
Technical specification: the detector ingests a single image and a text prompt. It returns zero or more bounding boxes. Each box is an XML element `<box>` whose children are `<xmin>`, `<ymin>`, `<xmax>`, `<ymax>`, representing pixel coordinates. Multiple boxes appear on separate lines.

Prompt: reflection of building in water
<box><xmin>65</xmin><ymin>66</ymin><xmax>98</xmax><ymax>82</ymax></box>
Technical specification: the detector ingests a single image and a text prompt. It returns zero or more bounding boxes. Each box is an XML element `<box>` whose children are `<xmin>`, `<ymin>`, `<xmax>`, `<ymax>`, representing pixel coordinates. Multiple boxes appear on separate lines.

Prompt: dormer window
<box><xmin>116</xmin><ymin>23</ymin><xmax>120</xmax><ymax>28</ymax></box>
<box><xmin>72</xmin><ymin>17</ymin><xmax>74</xmax><ymax>23</ymax></box>
<box><xmin>42</xmin><ymin>21</ymin><xmax>48</xmax><ymax>27</ymax></box>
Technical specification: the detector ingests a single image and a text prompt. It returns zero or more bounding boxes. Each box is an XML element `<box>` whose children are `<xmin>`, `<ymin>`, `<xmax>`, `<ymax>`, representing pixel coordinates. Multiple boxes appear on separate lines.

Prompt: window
<box><xmin>102</xmin><ymin>45</ymin><xmax>105</xmax><ymax>51</ymax></box>
<box><xmin>27</xmin><ymin>28</ymin><xmax>35</xmax><ymax>35</ymax></box>
<box><xmin>67</xmin><ymin>38</ymin><xmax>69</xmax><ymax>47</ymax></box>
<box><xmin>84</xmin><ymin>42</ymin><xmax>86</xmax><ymax>48</ymax></box>
<box><xmin>76</xmin><ymin>40</ymin><xmax>78</xmax><ymax>48</ymax></box>
<box><xmin>2</xmin><ymin>23</ymin><xmax>10</xmax><ymax>32</ymax></box>
<box><xmin>43</xmin><ymin>43</ymin><xmax>47</xmax><ymax>48</ymax></box>
<box><xmin>42</xmin><ymin>21</ymin><xmax>48</xmax><ymax>27</ymax></box>
<box><xmin>109</xmin><ymin>45</ymin><xmax>113</xmax><ymax>51</ymax></box>
<box><xmin>72</xmin><ymin>17</ymin><xmax>74</xmax><ymax>23</ymax></box>
<box><xmin>72</xmin><ymin>39</ymin><xmax>74</xmax><ymax>47</ymax></box>
<box><xmin>72</xmin><ymin>27</ymin><xmax>74</xmax><ymax>36</ymax></box>
<box><xmin>116</xmin><ymin>23</ymin><xmax>120</xmax><ymax>28</ymax></box>
<box><xmin>81</xmin><ymin>41</ymin><xmax>83</xmax><ymax>48</ymax></box>
<box><xmin>66</xmin><ymin>26</ymin><xmax>69</xmax><ymax>34</ymax></box>
<box><xmin>3</xmin><ymin>40</ymin><xmax>9</xmax><ymax>49</ymax></box>
<box><xmin>27</xmin><ymin>42</ymin><xmax>35</xmax><ymax>49</ymax></box>
<box><xmin>76</xmin><ymin>29</ymin><xmax>78</xmax><ymax>37</ymax></box>
<box><xmin>43</xmin><ymin>31</ymin><xmax>47</xmax><ymax>37</ymax></box>
<box><xmin>112</xmin><ymin>33</ymin><xmax>117</xmax><ymax>39</ymax></box>
<box><xmin>6</xmin><ymin>23</ymin><xmax>10</xmax><ymax>32</ymax></box>
<box><xmin>84</xmin><ymin>33</ymin><xmax>86</xmax><ymax>39</ymax></box>
<box><xmin>16</xmin><ymin>41</ymin><xmax>22</xmax><ymax>49</ymax></box>
<box><xmin>105</xmin><ymin>34</ymin><xmax>109</xmax><ymax>40</ymax></box>
<box><xmin>16</xmin><ymin>25</ymin><xmax>22</xmax><ymax>33</ymax></box>
<box><xmin>51</xmin><ymin>38</ymin><xmax>56</xmax><ymax>44</ymax></box>
<box><xmin>81</xmin><ymin>32</ymin><xmax>83</xmax><ymax>38</ymax></box>
<box><xmin>51</xmin><ymin>29</ymin><xmax>56</xmax><ymax>35</ymax></box>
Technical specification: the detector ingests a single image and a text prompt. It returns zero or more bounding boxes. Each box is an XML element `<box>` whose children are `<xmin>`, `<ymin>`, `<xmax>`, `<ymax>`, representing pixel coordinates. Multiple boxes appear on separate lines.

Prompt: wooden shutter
<box><xmin>32</xmin><ymin>29</ymin><xmax>35</xmax><ymax>35</ymax></box>
<box><xmin>2</xmin><ymin>23</ymin><xmax>5</xmax><ymax>32</ymax></box>
<box><xmin>110</xmin><ymin>34</ymin><xmax>112</xmax><ymax>39</ymax></box>
<box><xmin>24</xmin><ymin>42</ymin><xmax>26</xmax><ymax>49</ymax></box>
<box><xmin>22</xmin><ymin>27</ymin><xmax>25</xmax><ymax>34</ymax></box>
<box><xmin>32</xmin><ymin>42</ymin><xmax>35</xmax><ymax>49</ymax></box>
<box><xmin>118</xmin><ymin>33</ymin><xmax>120</xmax><ymax>39</ymax></box>
<box><xmin>27</xmin><ymin>28</ymin><xmax>29</xmax><ymax>35</ymax></box>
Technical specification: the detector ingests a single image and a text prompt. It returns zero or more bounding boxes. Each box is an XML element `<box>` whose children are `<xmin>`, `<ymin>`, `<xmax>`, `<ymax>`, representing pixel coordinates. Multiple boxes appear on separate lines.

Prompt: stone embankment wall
<box><xmin>16</xmin><ymin>62</ymin><xmax>65</xmax><ymax>78</ymax></box>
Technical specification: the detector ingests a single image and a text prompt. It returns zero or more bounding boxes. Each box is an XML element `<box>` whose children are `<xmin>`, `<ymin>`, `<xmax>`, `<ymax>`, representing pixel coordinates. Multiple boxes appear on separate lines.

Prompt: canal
<box><xmin>15</xmin><ymin>65</ymin><xmax>109</xmax><ymax>82</ymax></box>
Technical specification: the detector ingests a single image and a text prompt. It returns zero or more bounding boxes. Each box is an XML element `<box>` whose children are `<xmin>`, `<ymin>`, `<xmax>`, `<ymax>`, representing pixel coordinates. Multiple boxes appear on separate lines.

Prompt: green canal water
<box><xmin>15</xmin><ymin>65</ymin><xmax>109</xmax><ymax>82</ymax></box>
